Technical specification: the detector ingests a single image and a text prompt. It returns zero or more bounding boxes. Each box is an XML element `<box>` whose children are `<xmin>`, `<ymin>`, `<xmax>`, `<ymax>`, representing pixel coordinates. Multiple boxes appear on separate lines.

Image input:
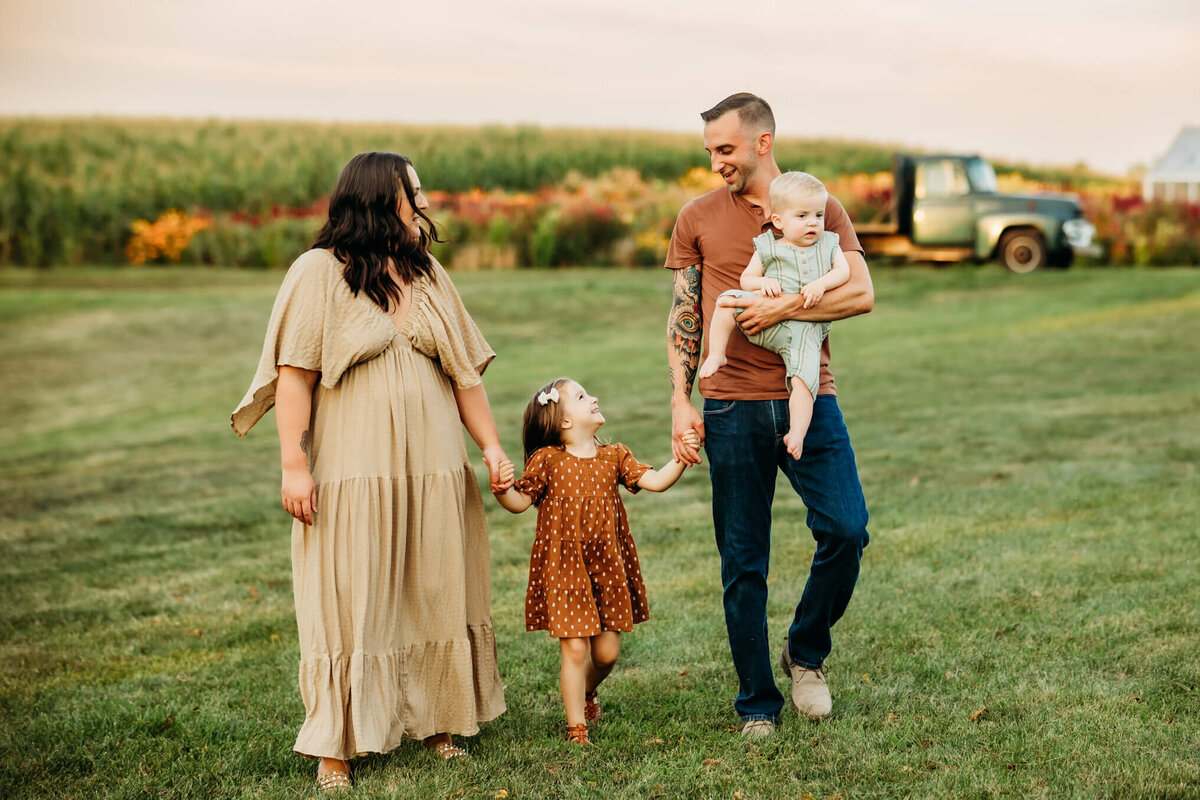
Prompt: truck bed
<box><xmin>854</xmin><ymin>221</ymin><xmax>900</xmax><ymax>236</ymax></box>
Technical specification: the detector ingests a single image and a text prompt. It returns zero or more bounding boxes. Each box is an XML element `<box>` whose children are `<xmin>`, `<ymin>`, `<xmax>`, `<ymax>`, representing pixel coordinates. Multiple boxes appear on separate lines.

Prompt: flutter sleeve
<box><xmin>752</xmin><ymin>231</ymin><xmax>777</xmax><ymax>270</ymax></box>
<box><xmin>229</xmin><ymin>249</ymin><xmax>394</xmax><ymax>438</ymax></box>
<box><xmin>821</xmin><ymin>231</ymin><xmax>841</xmax><ymax>262</ymax></box>
<box><xmin>513</xmin><ymin>448</ymin><xmax>552</xmax><ymax>506</ymax></box>
<box><xmin>615</xmin><ymin>443</ymin><xmax>654</xmax><ymax>494</ymax></box>
<box><xmin>404</xmin><ymin>258</ymin><xmax>495</xmax><ymax>390</ymax></box>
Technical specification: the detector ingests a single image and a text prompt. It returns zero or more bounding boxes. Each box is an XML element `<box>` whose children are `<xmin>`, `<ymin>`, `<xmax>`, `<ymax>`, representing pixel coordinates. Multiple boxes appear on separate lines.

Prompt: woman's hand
<box><xmin>282</xmin><ymin>466</ymin><xmax>318</xmax><ymax>525</ymax></box>
<box><xmin>493</xmin><ymin>459</ymin><xmax>516</xmax><ymax>494</ymax></box>
<box><xmin>481</xmin><ymin>446</ymin><xmax>513</xmax><ymax>494</ymax></box>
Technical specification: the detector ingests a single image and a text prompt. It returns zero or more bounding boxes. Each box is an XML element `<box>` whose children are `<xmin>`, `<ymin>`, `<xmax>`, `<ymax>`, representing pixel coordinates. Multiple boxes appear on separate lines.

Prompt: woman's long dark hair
<box><xmin>313</xmin><ymin>152</ymin><xmax>444</xmax><ymax>310</ymax></box>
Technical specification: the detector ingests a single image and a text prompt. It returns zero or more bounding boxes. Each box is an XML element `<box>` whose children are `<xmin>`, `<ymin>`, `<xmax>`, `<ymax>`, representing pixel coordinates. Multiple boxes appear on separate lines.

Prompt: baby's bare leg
<box><xmin>783</xmin><ymin>376</ymin><xmax>815</xmax><ymax>461</ymax></box>
<box><xmin>698</xmin><ymin>307</ymin><xmax>738</xmax><ymax>380</ymax></box>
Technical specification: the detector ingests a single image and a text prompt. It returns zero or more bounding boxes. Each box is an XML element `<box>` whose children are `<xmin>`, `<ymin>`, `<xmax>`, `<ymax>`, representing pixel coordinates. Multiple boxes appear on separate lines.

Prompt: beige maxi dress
<box><xmin>231</xmin><ymin>249</ymin><xmax>505</xmax><ymax>760</ymax></box>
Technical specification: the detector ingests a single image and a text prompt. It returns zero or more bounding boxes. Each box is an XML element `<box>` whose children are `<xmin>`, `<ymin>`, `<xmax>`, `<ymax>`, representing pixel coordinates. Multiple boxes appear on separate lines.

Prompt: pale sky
<box><xmin>2</xmin><ymin>0</ymin><xmax>1198</xmax><ymax>174</ymax></box>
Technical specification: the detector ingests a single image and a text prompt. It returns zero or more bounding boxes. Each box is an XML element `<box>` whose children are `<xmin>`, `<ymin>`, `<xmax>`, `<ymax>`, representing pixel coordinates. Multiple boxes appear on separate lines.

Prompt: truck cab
<box><xmin>858</xmin><ymin>154</ymin><xmax>1098</xmax><ymax>272</ymax></box>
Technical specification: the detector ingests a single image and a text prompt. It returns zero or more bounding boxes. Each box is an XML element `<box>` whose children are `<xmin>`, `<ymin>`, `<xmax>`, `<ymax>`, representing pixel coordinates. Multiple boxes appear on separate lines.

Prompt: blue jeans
<box><xmin>704</xmin><ymin>395</ymin><xmax>869</xmax><ymax>723</ymax></box>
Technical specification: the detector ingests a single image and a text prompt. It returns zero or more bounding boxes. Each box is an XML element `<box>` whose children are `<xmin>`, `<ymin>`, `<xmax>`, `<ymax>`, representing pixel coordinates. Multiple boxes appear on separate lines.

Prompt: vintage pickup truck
<box><xmin>855</xmin><ymin>154</ymin><xmax>1098</xmax><ymax>272</ymax></box>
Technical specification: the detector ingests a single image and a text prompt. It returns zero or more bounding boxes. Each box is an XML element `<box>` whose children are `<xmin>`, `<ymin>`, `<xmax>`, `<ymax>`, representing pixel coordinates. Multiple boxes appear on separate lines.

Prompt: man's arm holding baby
<box><xmin>799</xmin><ymin>247</ymin><xmax>852</xmax><ymax>308</ymax></box>
<box><xmin>721</xmin><ymin>248</ymin><xmax>873</xmax><ymax>335</ymax></box>
<box><xmin>721</xmin><ymin>196</ymin><xmax>872</xmax><ymax>334</ymax></box>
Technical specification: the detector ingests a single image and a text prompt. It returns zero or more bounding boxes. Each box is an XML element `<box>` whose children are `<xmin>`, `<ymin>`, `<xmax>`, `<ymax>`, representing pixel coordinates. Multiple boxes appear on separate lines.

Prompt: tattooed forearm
<box><xmin>667</xmin><ymin>265</ymin><xmax>702</xmax><ymax>397</ymax></box>
<box><xmin>300</xmin><ymin>430</ymin><xmax>312</xmax><ymax>455</ymax></box>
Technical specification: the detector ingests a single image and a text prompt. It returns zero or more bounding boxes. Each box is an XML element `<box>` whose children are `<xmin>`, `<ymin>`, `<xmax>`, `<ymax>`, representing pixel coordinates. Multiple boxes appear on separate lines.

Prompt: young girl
<box><xmin>493</xmin><ymin>378</ymin><xmax>699</xmax><ymax>745</ymax></box>
<box><xmin>698</xmin><ymin>171</ymin><xmax>851</xmax><ymax>461</ymax></box>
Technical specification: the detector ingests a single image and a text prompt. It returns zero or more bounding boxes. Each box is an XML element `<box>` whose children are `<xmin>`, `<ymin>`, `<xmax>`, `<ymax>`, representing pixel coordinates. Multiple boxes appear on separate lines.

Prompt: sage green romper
<box><xmin>718</xmin><ymin>231</ymin><xmax>839</xmax><ymax>397</ymax></box>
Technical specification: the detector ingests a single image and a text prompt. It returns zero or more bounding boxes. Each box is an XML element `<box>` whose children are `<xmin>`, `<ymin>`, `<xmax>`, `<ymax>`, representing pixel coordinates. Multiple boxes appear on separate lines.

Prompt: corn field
<box><xmin>3</xmin><ymin>117</ymin><xmax>1193</xmax><ymax>268</ymax></box>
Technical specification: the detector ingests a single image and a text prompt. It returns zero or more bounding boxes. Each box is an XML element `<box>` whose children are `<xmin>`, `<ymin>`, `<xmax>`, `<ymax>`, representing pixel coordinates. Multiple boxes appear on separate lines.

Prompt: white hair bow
<box><xmin>537</xmin><ymin>387</ymin><xmax>560</xmax><ymax>406</ymax></box>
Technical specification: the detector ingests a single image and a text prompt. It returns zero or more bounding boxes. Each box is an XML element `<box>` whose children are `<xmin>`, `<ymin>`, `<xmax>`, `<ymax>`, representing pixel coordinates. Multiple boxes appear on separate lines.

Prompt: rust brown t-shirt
<box><xmin>665</xmin><ymin>187</ymin><xmax>862</xmax><ymax>401</ymax></box>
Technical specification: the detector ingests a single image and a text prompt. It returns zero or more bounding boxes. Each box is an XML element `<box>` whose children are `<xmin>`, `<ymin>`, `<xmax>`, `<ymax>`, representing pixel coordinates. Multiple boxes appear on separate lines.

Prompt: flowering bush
<box><xmin>431</xmin><ymin>168</ymin><xmax>708</xmax><ymax>269</ymax></box>
<box><xmin>1081</xmin><ymin>195</ymin><xmax>1200</xmax><ymax>266</ymax></box>
<box><xmin>124</xmin><ymin>211</ymin><xmax>212</xmax><ymax>265</ymax></box>
<box><xmin>121</xmin><ymin>167</ymin><xmax>1200</xmax><ymax>270</ymax></box>
<box><xmin>824</xmin><ymin>172</ymin><xmax>893</xmax><ymax>226</ymax></box>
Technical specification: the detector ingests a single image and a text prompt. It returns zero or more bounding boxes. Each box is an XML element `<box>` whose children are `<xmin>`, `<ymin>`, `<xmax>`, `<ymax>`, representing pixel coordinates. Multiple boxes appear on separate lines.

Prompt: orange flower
<box><xmin>125</xmin><ymin>210</ymin><xmax>211</xmax><ymax>265</ymax></box>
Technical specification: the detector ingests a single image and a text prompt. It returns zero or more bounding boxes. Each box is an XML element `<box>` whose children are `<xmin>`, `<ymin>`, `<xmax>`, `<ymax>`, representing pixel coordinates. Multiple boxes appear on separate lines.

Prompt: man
<box><xmin>665</xmin><ymin>93</ymin><xmax>873</xmax><ymax>738</ymax></box>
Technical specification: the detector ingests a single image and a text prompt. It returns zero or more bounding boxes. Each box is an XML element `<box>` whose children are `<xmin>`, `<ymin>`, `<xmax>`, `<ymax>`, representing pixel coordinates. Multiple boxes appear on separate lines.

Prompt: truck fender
<box><xmin>975</xmin><ymin>215</ymin><xmax>1064</xmax><ymax>259</ymax></box>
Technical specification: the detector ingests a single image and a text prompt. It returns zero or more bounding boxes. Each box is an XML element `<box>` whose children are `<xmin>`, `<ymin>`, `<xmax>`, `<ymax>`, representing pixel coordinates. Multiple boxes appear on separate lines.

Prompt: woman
<box><xmin>231</xmin><ymin>152</ymin><xmax>508</xmax><ymax>791</ymax></box>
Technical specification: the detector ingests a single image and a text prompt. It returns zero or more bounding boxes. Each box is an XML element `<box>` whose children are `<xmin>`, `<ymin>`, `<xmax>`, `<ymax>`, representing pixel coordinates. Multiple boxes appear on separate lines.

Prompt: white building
<box><xmin>1144</xmin><ymin>127</ymin><xmax>1200</xmax><ymax>203</ymax></box>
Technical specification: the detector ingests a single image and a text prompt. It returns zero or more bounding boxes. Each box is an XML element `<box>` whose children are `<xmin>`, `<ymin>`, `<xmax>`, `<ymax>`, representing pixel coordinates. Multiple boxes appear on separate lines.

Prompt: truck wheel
<box><xmin>998</xmin><ymin>229</ymin><xmax>1046</xmax><ymax>273</ymax></box>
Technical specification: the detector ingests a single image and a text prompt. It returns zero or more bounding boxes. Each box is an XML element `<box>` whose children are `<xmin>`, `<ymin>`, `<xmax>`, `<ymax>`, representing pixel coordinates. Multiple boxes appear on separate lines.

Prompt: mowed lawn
<box><xmin>2</xmin><ymin>264</ymin><xmax>1198</xmax><ymax>800</ymax></box>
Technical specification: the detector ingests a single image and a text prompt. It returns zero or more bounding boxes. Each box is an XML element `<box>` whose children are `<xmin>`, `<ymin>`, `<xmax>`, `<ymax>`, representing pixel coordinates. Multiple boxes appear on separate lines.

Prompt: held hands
<box><xmin>493</xmin><ymin>458</ymin><xmax>516</xmax><ymax>494</ymax></box>
<box><xmin>281</xmin><ymin>466</ymin><xmax>318</xmax><ymax>526</ymax></box>
<box><xmin>672</xmin><ymin>401</ymin><xmax>704</xmax><ymax>466</ymax></box>
<box><xmin>678</xmin><ymin>429</ymin><xmax>701</xmax><ymax>464</ymax></box>
<box><xmin>482</xmin><ymin>446</ymin><xmax>514</xmax><ymax>494</ymax></box>
<box><xmin>801</xmin><ymin>282</ymin><xmax>826</xmax><ymax>308</ymax></box>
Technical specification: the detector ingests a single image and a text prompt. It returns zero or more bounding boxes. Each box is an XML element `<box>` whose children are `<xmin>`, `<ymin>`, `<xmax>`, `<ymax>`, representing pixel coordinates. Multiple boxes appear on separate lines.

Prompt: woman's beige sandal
<box><xmin>316</xmin><ymin>769</ymin><xmax>352</xmax><ymax>792</ymax></box>
<box><xmin>564</xmin><ymin>722</ymin><xmax>591</xmax><ymax>745</ymax></box>
<box><xmin>584</xmin><ymin>691</ymin><xmax>602</xmax><ymax>722</ymax></box>
<box><xmin>426</xmin><ymin>740</ymin><xmax>468</xmax><ymax>760</ymax></box>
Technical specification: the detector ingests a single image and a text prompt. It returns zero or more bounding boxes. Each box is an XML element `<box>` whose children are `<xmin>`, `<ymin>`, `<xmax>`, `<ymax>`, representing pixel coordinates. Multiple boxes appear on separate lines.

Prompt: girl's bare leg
<box><xmin>698</xmin><ymin>308</ymin><xmax>738</xmax><ymax>379</ymax></box>
<box><xmin>586</xmin><ymin>631</ymin><xmax>621</xmax><ymax>692</ymax></box>
<box><xmin>783</xmin><ymin>377</ymin><xmax>814</xmax><ymax>461</ymax></box>
<box><xmin>560</xmin><ymin>637</ymin><xmax>590</xmax><ymax>726</ymax></box>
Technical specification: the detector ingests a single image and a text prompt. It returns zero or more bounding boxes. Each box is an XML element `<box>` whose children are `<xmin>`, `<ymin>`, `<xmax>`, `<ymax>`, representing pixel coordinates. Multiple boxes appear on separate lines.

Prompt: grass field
<box><xmin>2</xmin><ymin>264</ymin><xmax>1199</xmax><ymax>799</ymax></box>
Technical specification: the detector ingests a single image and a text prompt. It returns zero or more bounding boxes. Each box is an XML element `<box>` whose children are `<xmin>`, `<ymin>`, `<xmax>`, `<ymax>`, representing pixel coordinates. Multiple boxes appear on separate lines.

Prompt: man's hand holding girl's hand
<box><xmin>676</xmin><ymin>429</ymin><xmax>702</xmax><ymax>465</ymax></box>
<box><xmin>672</xmin><ymin>401</ymin><xmax>704</xmax><ymax>465</ymax></box>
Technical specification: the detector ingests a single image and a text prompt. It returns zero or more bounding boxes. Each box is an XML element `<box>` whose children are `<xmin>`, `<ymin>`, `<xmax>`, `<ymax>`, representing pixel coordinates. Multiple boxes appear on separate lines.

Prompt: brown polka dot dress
<box><xmin>514</xmin><ymin>444</ymin><xmax>653</xmax><ymax>638</ymax></box>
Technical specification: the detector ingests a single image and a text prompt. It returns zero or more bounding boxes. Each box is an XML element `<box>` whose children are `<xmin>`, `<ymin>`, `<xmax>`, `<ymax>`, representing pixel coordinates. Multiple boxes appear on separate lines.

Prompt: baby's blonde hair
<box><xmin>769</xmin><ymin>171</ymin><xmax>827</xmax><ymax>212</ymax></box>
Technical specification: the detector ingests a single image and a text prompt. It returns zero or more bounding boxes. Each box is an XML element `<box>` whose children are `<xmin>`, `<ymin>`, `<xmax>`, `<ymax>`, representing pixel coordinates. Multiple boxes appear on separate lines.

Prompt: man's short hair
<box><xmin>700</xmin><ymin>93</ymin><xmax>775</xmax><ymax>137</ymax></box>
<box><xmin>769</xmin><ymin>171</ymin><xmax>827</xmax><ymax>210</ymax></box>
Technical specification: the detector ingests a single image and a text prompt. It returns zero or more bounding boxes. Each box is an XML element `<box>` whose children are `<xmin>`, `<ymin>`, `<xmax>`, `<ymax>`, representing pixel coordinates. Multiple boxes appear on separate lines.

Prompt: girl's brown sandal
<box><xmin>584</xmin><ymin>691</ymin><xmax>602</xmax><ymax>722</ymax></box>
<box><xmin>564</xmin><ymin>722</ymin><xmax>591</xmax><ymax>745</ymax></box>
